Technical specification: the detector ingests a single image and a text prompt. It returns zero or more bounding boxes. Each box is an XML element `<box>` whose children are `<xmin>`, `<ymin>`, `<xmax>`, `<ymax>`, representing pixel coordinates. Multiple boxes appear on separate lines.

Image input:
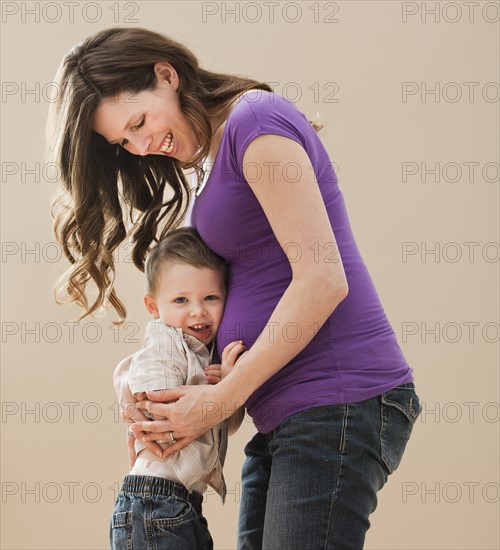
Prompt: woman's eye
<box><xmin>133</xmin><ymin>117</ymin><xmax>145</xmax><ymax>131</ymax></box>
<box><xmin>175</xmin><ymin>297</ymin><xmax>187</xmax><ymax>304</ymax></box>
<box><xmin>120</xmin><ymin>139</ymin><xmax>129</xmax><ymax>147</ymax></box>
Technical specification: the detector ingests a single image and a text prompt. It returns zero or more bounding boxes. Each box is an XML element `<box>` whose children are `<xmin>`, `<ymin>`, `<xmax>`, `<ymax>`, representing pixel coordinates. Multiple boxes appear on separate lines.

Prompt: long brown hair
<box><xmin>46</xmin><ymin>27</ymin><xmax>323</xmax><ymax>324</ymax></box>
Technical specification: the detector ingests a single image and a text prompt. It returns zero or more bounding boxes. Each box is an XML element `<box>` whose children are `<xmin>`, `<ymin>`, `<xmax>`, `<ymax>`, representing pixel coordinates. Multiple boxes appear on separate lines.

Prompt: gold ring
<box><xmin>169</xmin><ymin>431</ymin><xmax>177</xmax><ymax>444</ymax></box>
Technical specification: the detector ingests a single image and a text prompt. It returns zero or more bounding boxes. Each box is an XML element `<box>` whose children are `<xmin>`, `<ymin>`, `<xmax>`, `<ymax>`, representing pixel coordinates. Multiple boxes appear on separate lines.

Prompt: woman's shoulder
<box><xmin>228</xmin><ymin>89</ymin><xmax>301</xmax><ymax>125</ymax></box>
<box><xmin>225</xmin><ymin>89</ymin><xmax>310</xmax><ymax>158</ymax></box>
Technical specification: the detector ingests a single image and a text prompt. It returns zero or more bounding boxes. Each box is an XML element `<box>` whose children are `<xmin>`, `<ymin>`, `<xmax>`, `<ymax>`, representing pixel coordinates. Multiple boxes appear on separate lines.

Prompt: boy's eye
<box><xmin>120</xmin><ymin>139</ymin><xmax>129</xmax><ymax>147</ymax></box>
<box><xmin>174</xmin><ymin>297</ymin><xmax>187</xmax><ymax>304</ymax></box>
<box><xmin>205</xmin><ymin>295</ymin><xmax>219</xmax><ymax>301</ymax></box>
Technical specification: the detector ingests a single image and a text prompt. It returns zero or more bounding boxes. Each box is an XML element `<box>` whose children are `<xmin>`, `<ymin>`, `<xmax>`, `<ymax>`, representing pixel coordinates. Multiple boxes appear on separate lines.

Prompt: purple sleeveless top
<box><xmin>190</xmin><ymin>91</ymin><xmax>413</xmax><ymax>433</ymax></box>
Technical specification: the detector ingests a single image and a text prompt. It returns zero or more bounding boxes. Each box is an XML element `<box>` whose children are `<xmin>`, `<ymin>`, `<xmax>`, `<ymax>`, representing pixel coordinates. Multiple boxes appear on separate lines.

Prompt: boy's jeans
<box><xmin>237</xmin><ymin>382</ymin><xmax>422</xmax><ymax>550</ymax></box>
<box><xmin>110</xmin><ymin>475</ymin><xmax>212</xmax><ymax>550</ymax></box>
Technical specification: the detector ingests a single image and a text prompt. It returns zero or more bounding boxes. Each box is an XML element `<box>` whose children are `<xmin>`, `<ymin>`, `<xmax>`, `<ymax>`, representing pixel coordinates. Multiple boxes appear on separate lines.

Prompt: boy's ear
<box><xmin>144</xmin><ymin>294</ymin><xmax>160</xmax><ymax>319</ymax></box>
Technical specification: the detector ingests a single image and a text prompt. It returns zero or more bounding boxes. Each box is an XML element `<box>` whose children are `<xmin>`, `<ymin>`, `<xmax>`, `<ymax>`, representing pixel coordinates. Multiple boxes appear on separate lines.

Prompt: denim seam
<box><xmin>145</xmin><ymin>491</ymin><xmax>154</xmax><ymax>549</ymax></box>
<box><xmin>379</xmin><ymin>397</ymin><xmax>392</xmax><ymax>475</ymax></box>
<box><xmin>324</xmin><ymin>403</ymin><xmax>349</xmax><ymax>550</ymax></box>
<box><xmin>125</xmin><ymin>507</ymin><xmax>133</xmax><ymax>550</ymax></box>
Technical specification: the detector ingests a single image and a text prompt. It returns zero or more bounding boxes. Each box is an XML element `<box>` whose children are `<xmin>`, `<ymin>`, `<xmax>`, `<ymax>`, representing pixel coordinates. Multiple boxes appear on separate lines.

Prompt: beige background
<box><xmin>1</xmin><ymin>1</ymin><xmax>499</xmax><ymax>548</ymax></box>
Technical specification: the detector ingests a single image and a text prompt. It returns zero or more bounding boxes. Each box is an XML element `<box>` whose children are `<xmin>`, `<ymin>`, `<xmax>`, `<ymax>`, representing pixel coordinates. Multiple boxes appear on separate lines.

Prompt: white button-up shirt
<box><xmin>128</xmin><ymin>320</ymin><xmax>227</xmax><ymax>501</ymax></box>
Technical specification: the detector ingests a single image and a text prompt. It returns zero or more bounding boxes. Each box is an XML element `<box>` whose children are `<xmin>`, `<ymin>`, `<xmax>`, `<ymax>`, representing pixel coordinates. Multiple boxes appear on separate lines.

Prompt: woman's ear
<box><xmin>153</xmin><ymin>61</ymin><xmax>179</xmax><ymax>90</ymax></box>
<box><xmin>144</xmin><ymin>293</ymin><xmax>160</xmax><ymax>319</ymax></box>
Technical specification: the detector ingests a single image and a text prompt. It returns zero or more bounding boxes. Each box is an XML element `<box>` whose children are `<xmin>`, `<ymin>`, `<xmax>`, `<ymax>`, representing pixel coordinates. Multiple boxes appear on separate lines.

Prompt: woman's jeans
<box><xmin>110</xmin><ymin>475</ymin><xmax>212</xmax><ymax>550</ymax></box>
<box><xmin>237</xmin><ymin>382</ymin><xmax>421</xmax><ymax>550</ymax></box>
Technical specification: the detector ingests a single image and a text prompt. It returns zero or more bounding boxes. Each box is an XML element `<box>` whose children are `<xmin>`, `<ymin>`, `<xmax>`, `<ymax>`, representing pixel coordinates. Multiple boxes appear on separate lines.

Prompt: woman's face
<box><xmin>91</xmin><ymin>62</ymin><xmax>199</xmax><ymax>160</ymax></box>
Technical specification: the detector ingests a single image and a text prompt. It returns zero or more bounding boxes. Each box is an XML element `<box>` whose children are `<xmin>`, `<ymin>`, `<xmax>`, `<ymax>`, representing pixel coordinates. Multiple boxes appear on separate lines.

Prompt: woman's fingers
<box><xmin>130</xmin><ymin>418</ymin><xmax>172</xmax><ymax>435</ymax></box>
<box><xmin>127</xmin><ymin>431</ymin><xmax>137</xmax><ymax>468</ymax></box>
<box><xmin>137</xmin><ymin>385</ymin><xmax>222</xmax><ymax>440</ymax></box>
<box><xmin>161</xmin><ymin>435</ymin><xmax>199</xmax><ymax>458</ymax></box>
<box><xmin>128</xmin><ymin>421</ymin><xmax>168</xmax><ymax>458</ymax></box>
<box><xmin>145</xmin><ymin>387</ymin><xmax>186</xmax><ymax>403</ymax></box>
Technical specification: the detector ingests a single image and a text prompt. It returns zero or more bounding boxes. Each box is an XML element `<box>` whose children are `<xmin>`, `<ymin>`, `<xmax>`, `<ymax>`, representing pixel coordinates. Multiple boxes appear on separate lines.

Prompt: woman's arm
<box><xmin>134</xmin><ymin>134</ymin><xmax>348</xmax><ymax>453</ymax></box>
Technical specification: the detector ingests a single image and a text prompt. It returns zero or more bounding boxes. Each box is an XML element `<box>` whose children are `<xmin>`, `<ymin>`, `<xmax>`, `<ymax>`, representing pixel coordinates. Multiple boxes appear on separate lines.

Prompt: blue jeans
<box><xmin>237</xmin><ymin>382</ymin><xmax>421</xmax><ymax>550</ymax></box>
<box><xmin>110</xmin><ymin>475</ymin><xmax>212</xmax><ymax>550</ymax></box>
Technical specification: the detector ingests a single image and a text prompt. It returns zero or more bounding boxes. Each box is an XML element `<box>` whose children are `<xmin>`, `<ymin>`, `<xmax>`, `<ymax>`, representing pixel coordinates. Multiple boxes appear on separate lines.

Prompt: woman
<box><xmin>47</xmin><ymin>27</ymin><xmax>421</xmax><ymax>549</ymax></box>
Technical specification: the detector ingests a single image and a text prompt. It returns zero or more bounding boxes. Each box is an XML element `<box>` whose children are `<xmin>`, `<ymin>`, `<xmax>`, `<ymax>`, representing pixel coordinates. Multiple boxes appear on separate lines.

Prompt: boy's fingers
<box><xmin>204</xmin><ymin>365</ymin><xmax>221</xmax><ymax>373</ymax></box>
<box><xmin>226</xmin><ymin>343</ymin><xmax>246</xmax><ymax>365</ymax></box>
<box><xmin>222</xmin><ymin>340</ymin><xmax>244</xmax><ymax>360</ymax></box>
<box><xmin>229</xmin><ymin>343</ymin><xmax>246</xmax><ymax>356</ymax></box>
<box><xmin>121</xmin><ymin>403</ymin><xmax>150</xmax><ymax>424</ymax></box>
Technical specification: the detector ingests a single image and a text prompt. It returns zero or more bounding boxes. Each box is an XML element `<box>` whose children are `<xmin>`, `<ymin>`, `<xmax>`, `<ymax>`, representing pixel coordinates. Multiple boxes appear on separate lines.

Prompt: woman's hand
<box><xmin>131</xmin><ymin>383</ymin><xmax>240</xmax><ymax>458</ymax></box>
<box><xmin>113</xmin><ymin>355</ymin><xmax>164</xmax><ymax>462</ymax></box>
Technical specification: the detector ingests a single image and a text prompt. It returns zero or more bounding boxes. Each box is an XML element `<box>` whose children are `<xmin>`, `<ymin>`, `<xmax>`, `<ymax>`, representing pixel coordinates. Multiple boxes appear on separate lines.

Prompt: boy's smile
<box><xmin>144</xmin><ymin>262</ymin><xmax>226</xmax><ymax>345</ymax></box>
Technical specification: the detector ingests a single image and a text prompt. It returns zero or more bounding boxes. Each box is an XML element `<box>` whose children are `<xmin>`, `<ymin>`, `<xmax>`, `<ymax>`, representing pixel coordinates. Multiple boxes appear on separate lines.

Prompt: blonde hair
<box><xmin>146</xmin><ymin>227</ymin><xmax>227</xmax><ymax>295</ymax></box>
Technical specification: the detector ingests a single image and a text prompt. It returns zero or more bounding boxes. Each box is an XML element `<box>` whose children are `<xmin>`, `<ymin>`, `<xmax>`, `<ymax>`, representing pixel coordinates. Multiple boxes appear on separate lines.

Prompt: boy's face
<box><xmin>144</xmin><ymin>262</ymin><xmax>226</xmax><ymax>345</ymax></box>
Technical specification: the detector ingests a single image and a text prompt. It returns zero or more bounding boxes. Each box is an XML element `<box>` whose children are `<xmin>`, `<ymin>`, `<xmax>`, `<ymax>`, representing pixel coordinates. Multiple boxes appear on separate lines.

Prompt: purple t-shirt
<box><xmin>190</xmin><ymin>90</ymin><xmax>413</xmax><ymax>433</ymax></box>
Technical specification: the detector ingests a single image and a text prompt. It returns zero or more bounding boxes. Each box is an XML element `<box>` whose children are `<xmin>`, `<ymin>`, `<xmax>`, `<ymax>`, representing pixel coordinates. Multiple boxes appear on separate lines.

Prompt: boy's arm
<box><xmin>127</xmin><ymin>325</ymin><xmax>190</xmax><ymax>446</ymax></box>
<box><xmin>113</xmin><ymin>354</ymin><xmax>163</xmax><ymax>463</ymax></box>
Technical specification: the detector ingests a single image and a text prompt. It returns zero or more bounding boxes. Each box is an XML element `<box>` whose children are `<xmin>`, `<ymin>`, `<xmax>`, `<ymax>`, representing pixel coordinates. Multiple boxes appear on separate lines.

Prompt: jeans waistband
<box><xmin>120</xmin><ymin>475</ymin><xmax>203</xmax><ymax>513</ymax></box>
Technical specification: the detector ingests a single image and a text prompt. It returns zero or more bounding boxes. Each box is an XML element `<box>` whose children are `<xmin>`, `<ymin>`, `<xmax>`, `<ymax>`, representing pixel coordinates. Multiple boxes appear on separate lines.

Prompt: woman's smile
<box><xmin>91</xmin><ymin>63</ymin><xmax>198</xmax><ymax>160</ymax></box>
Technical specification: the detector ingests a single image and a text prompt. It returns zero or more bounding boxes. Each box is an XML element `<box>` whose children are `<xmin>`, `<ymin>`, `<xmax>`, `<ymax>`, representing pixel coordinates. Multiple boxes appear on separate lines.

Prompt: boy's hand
<box><xmin>204</xmin><ymin>363</ymin><xmax>222</xmax><ymax>385</ymax></box>
<box><xmin>205</xmin><ymin>341</ymin><xmax>247</xmax><ymax>383</ymax></box>
<box><xmin>221</xmin><ymin>340</ymin><xmax>247</xmax><ymax>378</ymax></box>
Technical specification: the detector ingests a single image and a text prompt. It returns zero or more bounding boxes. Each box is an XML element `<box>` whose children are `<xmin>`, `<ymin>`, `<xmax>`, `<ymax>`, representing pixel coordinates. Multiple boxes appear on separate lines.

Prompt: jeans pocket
<box><xmin>380</xmin><ymin>383</ymin><xmax>421</xmax><ymax>475</ymax></box>
<box><xmin>152</xmin><ymin>498</ymin><xmax>195</xmax><ymax>527</ymax></box>
<box><xmin>110</xmin><ymin>510</ymin><xmax>132</xmax><ymax>549</ymax></box>
<box><xmin>152</xmin><ymin>498</ymin><xmax>208</xmax><ymax>549</ymax></box>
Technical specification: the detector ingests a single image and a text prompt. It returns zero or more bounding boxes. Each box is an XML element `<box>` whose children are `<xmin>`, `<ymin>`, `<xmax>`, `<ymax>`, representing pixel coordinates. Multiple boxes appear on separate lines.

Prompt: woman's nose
<box><xmin>129</xmin><ymin>135</ymin><xmax>152</xmax><ymax>156</ymax></box>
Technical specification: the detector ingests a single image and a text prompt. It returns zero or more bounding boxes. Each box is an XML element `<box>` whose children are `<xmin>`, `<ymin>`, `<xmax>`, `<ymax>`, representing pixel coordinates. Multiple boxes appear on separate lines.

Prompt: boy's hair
<box><xmin>145</xmin><ymin>227</ymin><xmax>227</xmax><ymax>295</ymax></box>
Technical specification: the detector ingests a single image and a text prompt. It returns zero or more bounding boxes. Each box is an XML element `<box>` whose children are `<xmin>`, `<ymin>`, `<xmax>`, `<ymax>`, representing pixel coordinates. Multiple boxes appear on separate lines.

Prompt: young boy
<box><xmin>110</xmin><ymin>227</ymin><xmax>245</xmax><ymax>550</ymax></box>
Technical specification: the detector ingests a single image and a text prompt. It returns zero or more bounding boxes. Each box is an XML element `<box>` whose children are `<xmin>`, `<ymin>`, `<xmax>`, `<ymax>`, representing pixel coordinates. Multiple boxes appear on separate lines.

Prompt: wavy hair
<box><xmin>46</xmin><ymin>27</ymin><xmax>324</xmax><ymax>324</ymax></box>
